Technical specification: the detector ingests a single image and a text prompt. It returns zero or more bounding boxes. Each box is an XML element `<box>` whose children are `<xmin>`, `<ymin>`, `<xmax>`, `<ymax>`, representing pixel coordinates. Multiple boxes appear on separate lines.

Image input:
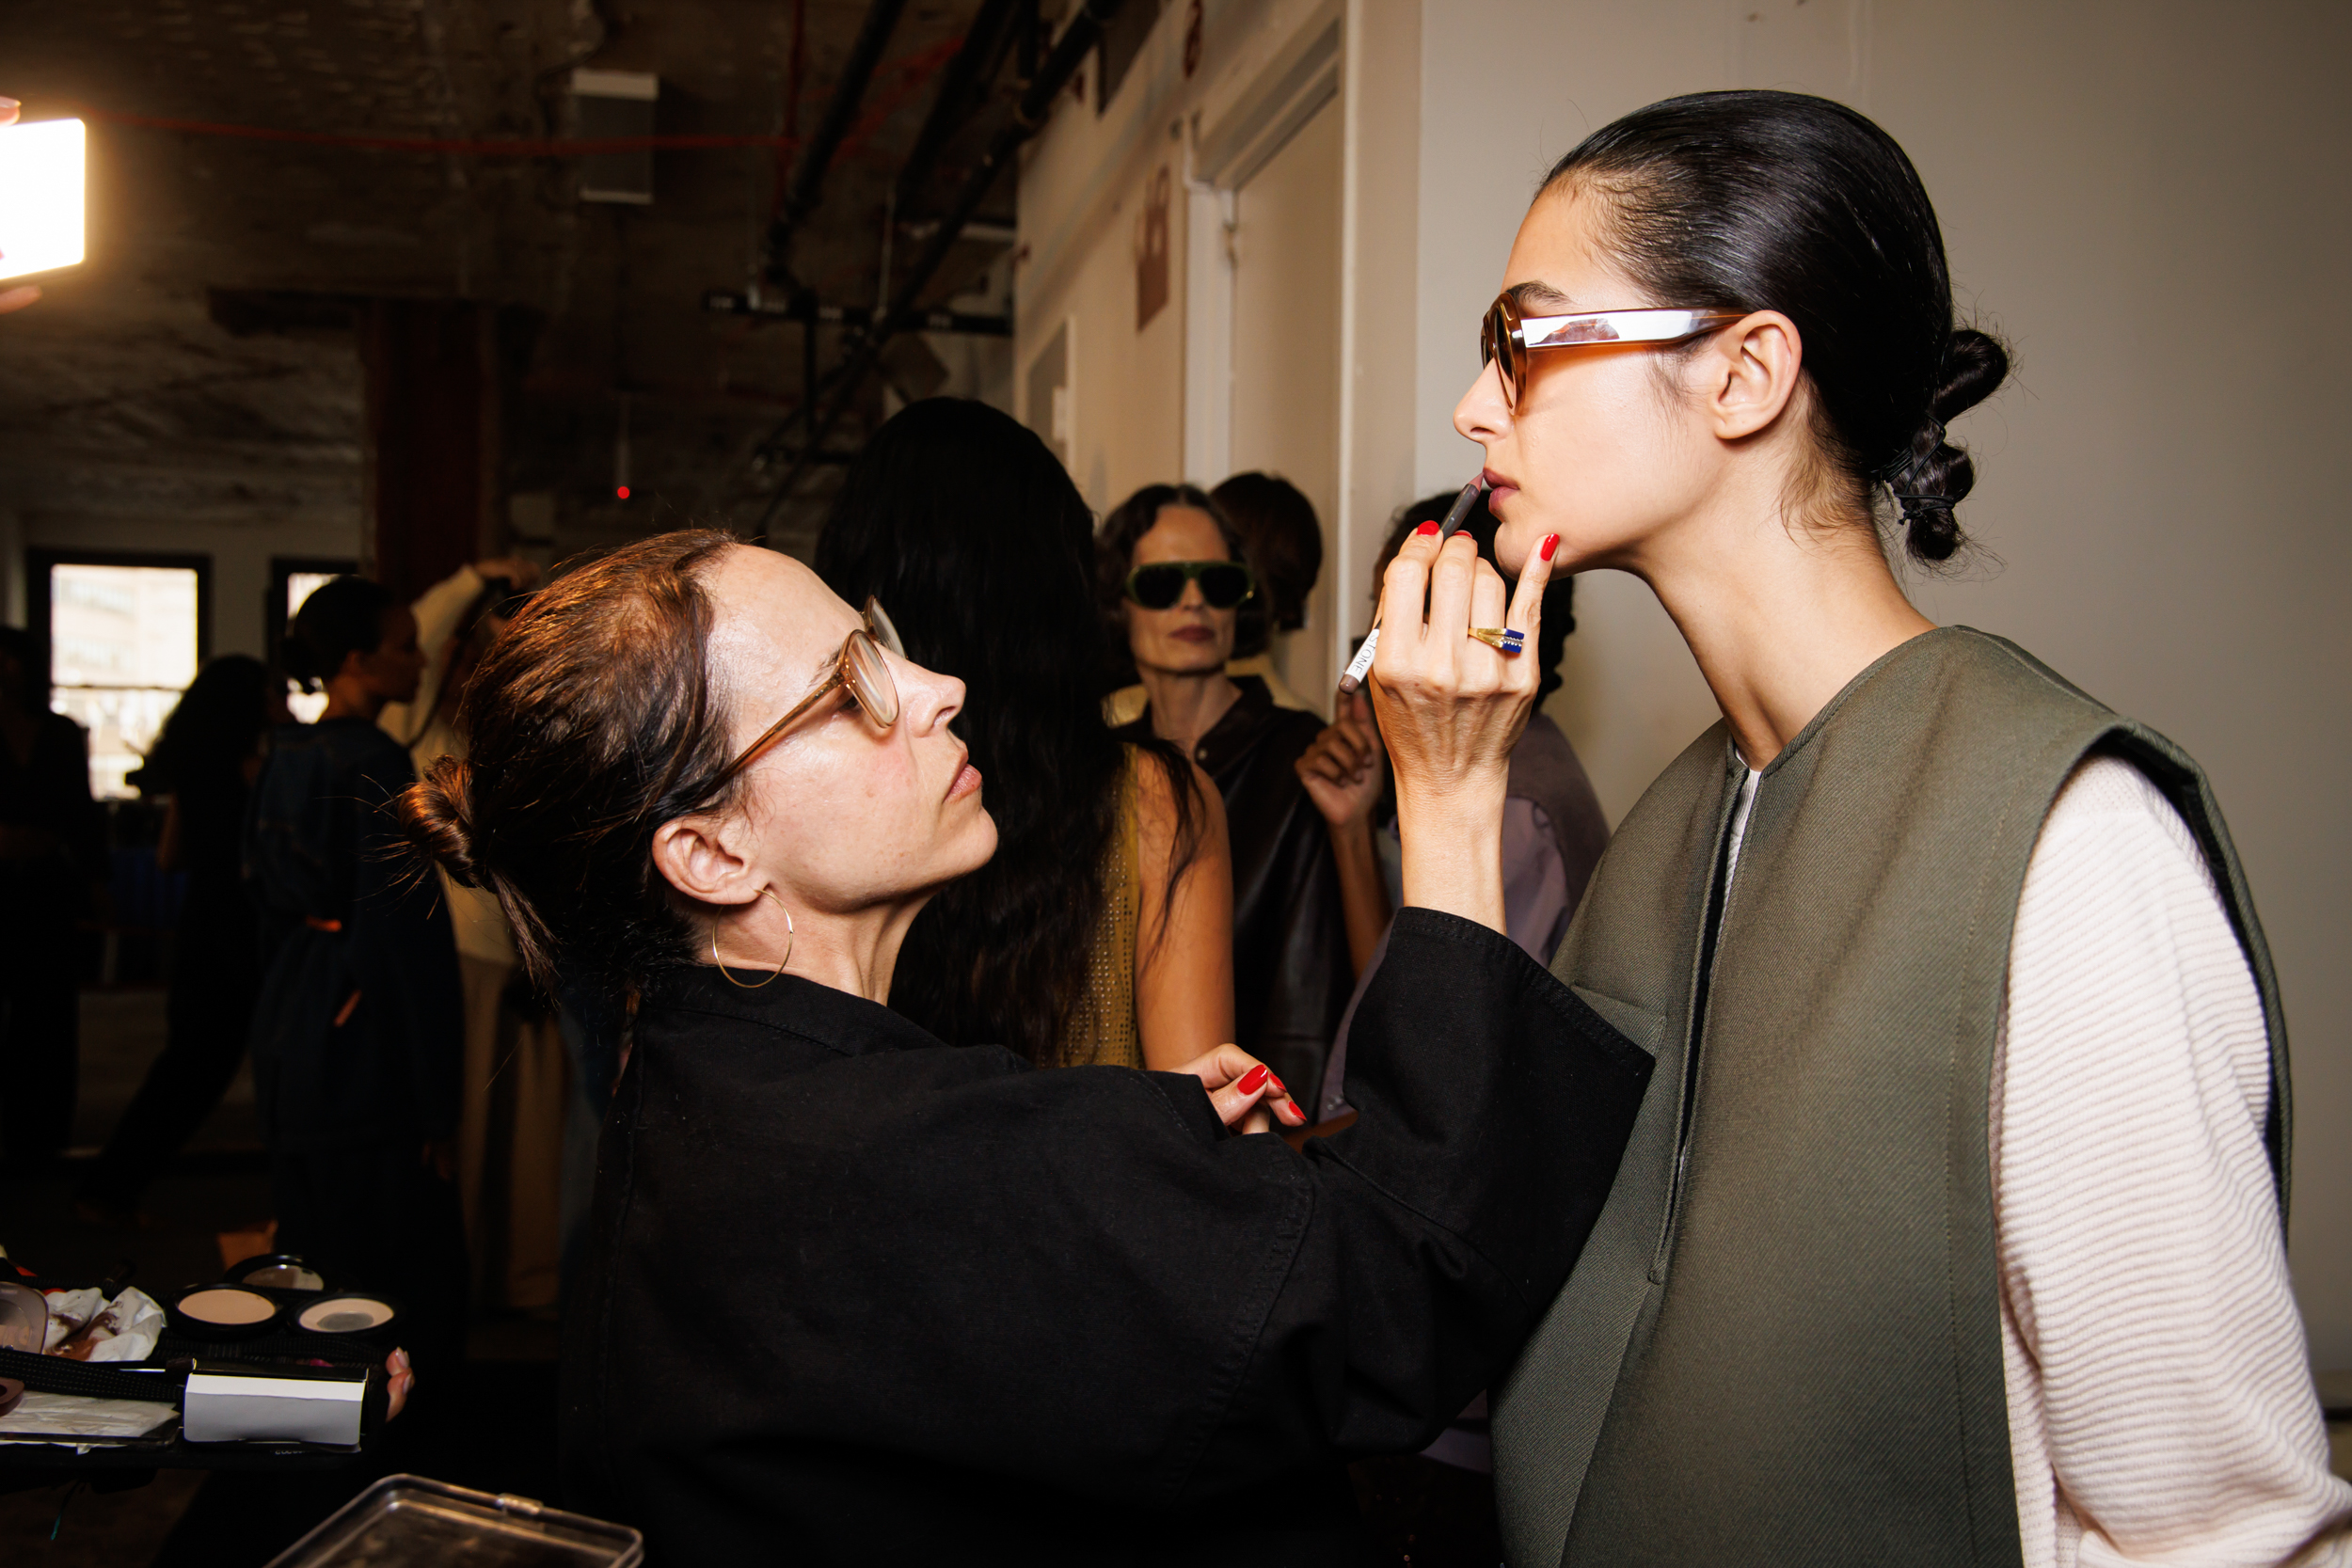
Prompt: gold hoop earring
<box><xmin>711</xmin><ymin>888</ymin><xmax>795</xmax><ymax>989</ymax></box>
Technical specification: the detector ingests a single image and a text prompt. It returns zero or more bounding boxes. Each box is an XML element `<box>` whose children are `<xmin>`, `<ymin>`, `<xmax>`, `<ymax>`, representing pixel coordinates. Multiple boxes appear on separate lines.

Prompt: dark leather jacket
<box><xmin>1117</xmin><ymin>677</ymin><xmax>1349</xmax><ymax>1095</ymax></box>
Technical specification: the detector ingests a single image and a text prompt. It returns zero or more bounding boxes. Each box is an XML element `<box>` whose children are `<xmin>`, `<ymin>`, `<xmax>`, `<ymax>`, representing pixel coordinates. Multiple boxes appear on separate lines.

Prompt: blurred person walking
<box><xmin>0</xmin><ymin>626</ymin><xmax>103</xmax><ymax>1173</ymax></box>
<box><xmin>77</xmin><ymin>656</ymin><xmax>284</xmax><ymax>1223</ymax></box>
<box><xmin>379</xmin><ymin>557</ymin><xmax>566</xmax><ymax>1314</ymax></box>
<box><xmin>247</xmin><ymin>577</ymin><xmax>467</xmax><ymax>1369</ymax></box>
<box><xmin>816</xmin><ymin>399</ymin><xmax>1232</xmax><ymax>1069</ymax></box>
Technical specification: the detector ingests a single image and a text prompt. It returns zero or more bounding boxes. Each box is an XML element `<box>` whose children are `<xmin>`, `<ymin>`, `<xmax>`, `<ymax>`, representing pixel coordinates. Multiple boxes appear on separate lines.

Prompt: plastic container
<box><xmin>266</xmin><ymin>1474</ymin><xmax>644</xmax><ymax>1566</ymax></box>
<box><xmin>0</xmin><ymin>1281</ymin><xmax>44</xmax><ymax>1354</ymax></box>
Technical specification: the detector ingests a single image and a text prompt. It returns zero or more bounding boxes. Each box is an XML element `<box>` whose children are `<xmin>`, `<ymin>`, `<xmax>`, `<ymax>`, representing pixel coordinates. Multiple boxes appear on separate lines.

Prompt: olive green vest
<box><xmin>1492</xmin><ymin>627</ymin><xmax>2290</xmax><ymax>1568</ymax></box>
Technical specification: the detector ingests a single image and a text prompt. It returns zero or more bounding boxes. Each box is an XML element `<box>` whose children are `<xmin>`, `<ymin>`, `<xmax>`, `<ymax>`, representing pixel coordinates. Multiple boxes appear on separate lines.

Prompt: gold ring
<box><xmin>1468</xmin><ymin>626</ymin><xmax>1527</xmax><ymax>654</ymax></box>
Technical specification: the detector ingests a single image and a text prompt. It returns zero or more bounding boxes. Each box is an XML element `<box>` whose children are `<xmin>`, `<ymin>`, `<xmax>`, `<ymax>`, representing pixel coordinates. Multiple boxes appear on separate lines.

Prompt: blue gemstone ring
<box><xmin>1468</xmin><ymin>626</ymin><xmax>1527</xmax><ymax>655</ymax></box>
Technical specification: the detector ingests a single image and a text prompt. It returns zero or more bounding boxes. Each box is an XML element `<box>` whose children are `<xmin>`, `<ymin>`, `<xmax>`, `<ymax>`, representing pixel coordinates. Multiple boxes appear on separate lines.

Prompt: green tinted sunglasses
<box><xmin>1123</xmin><ymin>560</ymin><xmax>1256</xmax><ymax>611</ymax></box>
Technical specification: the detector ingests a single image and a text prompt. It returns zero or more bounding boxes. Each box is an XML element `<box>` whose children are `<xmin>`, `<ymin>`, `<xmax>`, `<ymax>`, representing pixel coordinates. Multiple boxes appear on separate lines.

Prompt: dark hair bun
<box><xmin>1888</xmin><ymin>327</ymin><xmax>2011</xmax><ymax>563</ymax></box>
<box><xmin>394</xmin><ymin>754</ymin><xmax>481</xmax><ymax>887</ymax></box>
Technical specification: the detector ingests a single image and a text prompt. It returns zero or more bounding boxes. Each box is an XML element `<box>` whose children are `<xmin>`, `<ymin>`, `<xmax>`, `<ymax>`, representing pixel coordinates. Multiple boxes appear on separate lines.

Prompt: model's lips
<box><xmin>946</xmin><ymin>758</ymin><xmax>982</xmax><ymax>801</ymax></box>
<box><xmin>1169</xmin><ymin>625</ymin><xmax>1216</xmax><ymax>642</ymax></box>
<box><xmin>1481</xmin><ymin>467</ymin><xmax>1518</xmax><ymax>497</ymax></box>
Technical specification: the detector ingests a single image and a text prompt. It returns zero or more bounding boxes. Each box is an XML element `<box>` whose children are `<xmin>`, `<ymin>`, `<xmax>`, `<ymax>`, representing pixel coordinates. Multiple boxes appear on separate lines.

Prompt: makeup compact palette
<box><xmin>293</xmin><ymin>1293</ymin><xmax>400</xmax><ymax>1338</ymax></box>
<box><xmin>168</xmin><ymin>1284</ymin><xmax>283</xmax><ymax>1338</ymax></box>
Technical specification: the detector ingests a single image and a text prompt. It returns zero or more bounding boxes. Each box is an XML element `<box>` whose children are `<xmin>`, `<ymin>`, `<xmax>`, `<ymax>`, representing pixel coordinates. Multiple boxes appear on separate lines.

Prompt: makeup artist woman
<box><xmin>394</xmin><ymin>527</ymin><xmax>1634</xmax><ymax>1565</ymax></box>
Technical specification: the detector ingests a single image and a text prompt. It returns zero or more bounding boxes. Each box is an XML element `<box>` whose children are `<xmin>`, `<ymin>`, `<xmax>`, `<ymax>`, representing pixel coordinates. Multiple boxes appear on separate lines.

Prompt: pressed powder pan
<box><xmin>169</xmin><ymin>1284</ymin><xmax>283</xmax><ymax>1338</ymax></box>
<box><xmin>293</xmin><ymin>1293</ymin><xmax>401</xmax><ymax>1337</ymax></box>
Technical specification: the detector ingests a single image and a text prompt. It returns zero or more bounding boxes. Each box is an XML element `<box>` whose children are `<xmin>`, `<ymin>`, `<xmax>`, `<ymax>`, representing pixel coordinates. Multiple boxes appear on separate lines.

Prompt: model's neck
<box><xmin>1634</xmin><ymin>499</ymin><xmax>1935</xmax><ymax>769</ymax></box>
<box><xmin>1138</xmin><ymin>665</ymin><xmax>1239</xmax><ymax>755</ymax></box>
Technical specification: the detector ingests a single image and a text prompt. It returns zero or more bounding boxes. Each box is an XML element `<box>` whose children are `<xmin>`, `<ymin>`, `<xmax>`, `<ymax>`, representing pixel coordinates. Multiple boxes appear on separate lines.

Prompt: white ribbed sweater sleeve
<box><xmin>1994</xmin><ymin>756</ymin><xmax>2350</xmax><ymax>1567</ymax></box>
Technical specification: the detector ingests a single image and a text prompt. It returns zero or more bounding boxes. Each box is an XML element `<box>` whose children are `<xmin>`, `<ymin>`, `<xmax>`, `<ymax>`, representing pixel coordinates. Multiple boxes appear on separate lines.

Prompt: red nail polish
<box><xmin>1540</xmin><ymin>533</ymin><xmax>1560</xmax><ymax>562</ymax></box>
<box><xmin>1237</xmin><ymin>1064</ymin><xmax>1270</xmax><ymax>1095</ymax></box>
<box><xmin>1414</xmin><ymin>520</ymin><xmax>1440</xmax><ymax>536</ymax></box>
<box><xmin>1272</xmin><ymin>1075</ymin><xmax>1288</xmax><ymax>1093</ymax></box>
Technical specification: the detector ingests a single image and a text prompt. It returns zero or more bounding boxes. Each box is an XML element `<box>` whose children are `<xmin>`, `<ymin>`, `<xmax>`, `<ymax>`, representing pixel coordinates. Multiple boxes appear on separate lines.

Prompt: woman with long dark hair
<box><xmin>392</xmin><ymin>529</ymin><xmax>1645</xmax><ymax>1563</ymax></box>
<box><xmin>815</xmin><ymin>398</ymin><xmax>1232</xmax><ymax>1069</ymax></box>
<box><xmin>1369</xmin><ymin>89</ymin><xmax>2347</xmax><ymax>1564</ymax></box>
<box><xmin>78</xmin><ymin>655</ymin><xmax>282</xmax><ymax>1222</ymax></box>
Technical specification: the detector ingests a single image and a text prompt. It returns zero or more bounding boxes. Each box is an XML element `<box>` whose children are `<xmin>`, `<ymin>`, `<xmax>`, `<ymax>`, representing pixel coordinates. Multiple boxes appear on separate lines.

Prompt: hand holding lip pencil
<box><xmin>1336</xmin><ymin>476</ymin><xmax>1488</xmax><ymax>696</ymax></box>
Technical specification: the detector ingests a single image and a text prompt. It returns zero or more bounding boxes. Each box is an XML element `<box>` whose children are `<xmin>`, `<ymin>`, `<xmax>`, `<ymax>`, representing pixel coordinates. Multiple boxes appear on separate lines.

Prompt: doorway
<box><xmin>1226</xmin><ymin>94</ymin><xmax>1343</xmax><ymax>707</ymax></box>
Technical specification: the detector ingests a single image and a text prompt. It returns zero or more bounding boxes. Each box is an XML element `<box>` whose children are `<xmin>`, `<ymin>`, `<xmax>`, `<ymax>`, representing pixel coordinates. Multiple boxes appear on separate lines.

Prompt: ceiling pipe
<box><xmin>765</xmin><ymin>0</ymin><xmax>914</xmax><ymax>282</ymax></box>
<box><xmin>755</xmin><ymin>0</ymin><xmax>1127</xmax><ymax>534</ymax></box>
<box><xmin>890</xmin><ymin>0</ymin><xmax>1024</xmax><ymax>221</ymax></box>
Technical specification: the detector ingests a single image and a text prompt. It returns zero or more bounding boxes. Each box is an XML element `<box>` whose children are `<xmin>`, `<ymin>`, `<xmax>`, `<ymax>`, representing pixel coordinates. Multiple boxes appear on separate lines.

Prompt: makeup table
<box><xmin>0</xmin><ymin>1275</ymin><xmax>389</xmax><ymax>1477</ymax></box>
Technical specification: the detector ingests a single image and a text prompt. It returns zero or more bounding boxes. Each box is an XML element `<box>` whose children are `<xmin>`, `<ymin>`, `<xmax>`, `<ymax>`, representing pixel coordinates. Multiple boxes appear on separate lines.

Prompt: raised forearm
<box><xmin>1328</xmin><ymin>816</ymin><xmax>1393</xmax><ymax>975</ymax></box>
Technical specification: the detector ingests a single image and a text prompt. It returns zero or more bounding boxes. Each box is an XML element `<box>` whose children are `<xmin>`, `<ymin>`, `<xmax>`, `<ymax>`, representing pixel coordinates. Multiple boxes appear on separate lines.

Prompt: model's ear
<box><xmin>650</xmin><ymin>814</ymin><xmax>762</xmax><ymax>909</ymax></box>
<box><xmin>1700</xmin><ymin>309</ymin><xmax>1804</xmax><ymax>441</ymax></box>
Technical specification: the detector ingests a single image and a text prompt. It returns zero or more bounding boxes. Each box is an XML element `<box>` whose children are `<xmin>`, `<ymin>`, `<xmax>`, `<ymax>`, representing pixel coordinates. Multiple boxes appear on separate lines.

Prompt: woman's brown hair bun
<box><xmin>394</xmin><ymin>752</ymin><xmax>481</xmax><ymax>887</ymax></box>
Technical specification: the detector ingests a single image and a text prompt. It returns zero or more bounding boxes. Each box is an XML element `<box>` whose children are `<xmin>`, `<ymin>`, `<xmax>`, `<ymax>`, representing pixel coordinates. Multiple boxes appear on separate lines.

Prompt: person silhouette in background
<box><xmin>1211</xmin><ymin>471</ymin><xmax>1325</xmax><ymax>715</ymax></box>
<box><xmin>378</xmin><ymin>556</ymin><xmax>565</xmax><ymax>1315</ymax></box>
<box><xmin>77</xmin><ymin>656</ymin><xmax>285</xmax><ymax>1225</ymax></box>
<box><xmin>246</xmin><ymin>577</ymin><xmax>467</xmax><ymax>1370</ymax></box>
<box><xmin>0</xmin><ymin>626</ymin><xmax>104</xmax><ymax>1174</ymax></box>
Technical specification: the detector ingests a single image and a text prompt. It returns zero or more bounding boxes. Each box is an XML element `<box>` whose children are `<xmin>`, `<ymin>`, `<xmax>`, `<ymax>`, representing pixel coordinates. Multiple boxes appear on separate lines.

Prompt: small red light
<box><xmin>615</xmin><ymin>484</ymin><xmax>631</xmax><ymax>500</ymax></box>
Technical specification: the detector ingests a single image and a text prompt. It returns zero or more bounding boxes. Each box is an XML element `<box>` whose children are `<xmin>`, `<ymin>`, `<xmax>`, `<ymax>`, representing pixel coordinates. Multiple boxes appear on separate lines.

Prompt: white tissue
<box><xmin>41</xmin><ymin>1287</ymin><xmax>166</xmax><ymax>1362</ymax></box>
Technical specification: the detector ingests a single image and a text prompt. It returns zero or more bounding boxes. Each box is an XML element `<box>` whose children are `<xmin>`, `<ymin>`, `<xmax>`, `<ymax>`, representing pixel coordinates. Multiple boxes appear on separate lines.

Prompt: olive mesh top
<box><xmin>1057</xmin><ymin>745</ymin><xmax>1142</xmax><ymax>1069</ymax></box>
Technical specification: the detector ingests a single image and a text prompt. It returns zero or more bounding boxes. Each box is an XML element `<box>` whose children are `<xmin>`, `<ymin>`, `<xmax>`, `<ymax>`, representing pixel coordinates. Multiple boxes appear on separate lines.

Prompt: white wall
<box><xmin>1018</xmin><ymin>0</ymin><xmax>1424</xmax><ymax>698</ymax></box>
<box><xmin>1418</xmin><ymin>0</ymin><xmax>2352</xmax><ymax>1367</ymax></box>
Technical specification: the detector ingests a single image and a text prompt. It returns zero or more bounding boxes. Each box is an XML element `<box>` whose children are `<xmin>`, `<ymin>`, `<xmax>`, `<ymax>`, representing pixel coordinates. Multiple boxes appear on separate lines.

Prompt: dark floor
<box><xmin>1</xmin><ymin>988</ymin><xmax>563</xmax><ymax>1567</ymax></box>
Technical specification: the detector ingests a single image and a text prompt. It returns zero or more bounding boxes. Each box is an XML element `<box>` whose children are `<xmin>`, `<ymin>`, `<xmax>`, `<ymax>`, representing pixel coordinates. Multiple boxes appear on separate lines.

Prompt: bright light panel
<box><xmin>0</xmin><ymin>118</ymin><xmax>86</xmax><ymax>283</ymax></box>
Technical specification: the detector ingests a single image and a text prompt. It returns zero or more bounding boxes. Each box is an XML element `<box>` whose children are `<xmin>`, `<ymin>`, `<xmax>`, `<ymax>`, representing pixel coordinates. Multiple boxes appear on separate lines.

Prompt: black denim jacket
<box><xmin>559</xmin><ymin>910</ymin><xmax>1651</xmax><ymax>1566</ymax></box>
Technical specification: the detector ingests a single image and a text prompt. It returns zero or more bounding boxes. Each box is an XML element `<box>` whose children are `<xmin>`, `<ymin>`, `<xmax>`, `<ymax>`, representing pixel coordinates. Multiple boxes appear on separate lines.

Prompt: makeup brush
<box><xmin>1336</xmin><ymin>476</ymin><xmax>1486</xmax><ymax>696</ymax></box>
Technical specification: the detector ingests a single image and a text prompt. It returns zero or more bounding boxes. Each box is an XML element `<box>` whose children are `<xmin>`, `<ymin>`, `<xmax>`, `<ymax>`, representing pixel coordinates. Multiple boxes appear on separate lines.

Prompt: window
<box><xmin>36</xmin><ymin>555</ymin><xmax>209</xmax><ymax>800</ymax></box>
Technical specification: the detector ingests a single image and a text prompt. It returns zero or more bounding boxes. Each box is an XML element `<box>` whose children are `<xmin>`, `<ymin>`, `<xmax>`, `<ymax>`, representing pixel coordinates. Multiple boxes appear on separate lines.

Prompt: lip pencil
<box><xmin>1336</xmin><ymin>476</ymin><xmax>1486</xmax><ymax>696</ymax></box>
